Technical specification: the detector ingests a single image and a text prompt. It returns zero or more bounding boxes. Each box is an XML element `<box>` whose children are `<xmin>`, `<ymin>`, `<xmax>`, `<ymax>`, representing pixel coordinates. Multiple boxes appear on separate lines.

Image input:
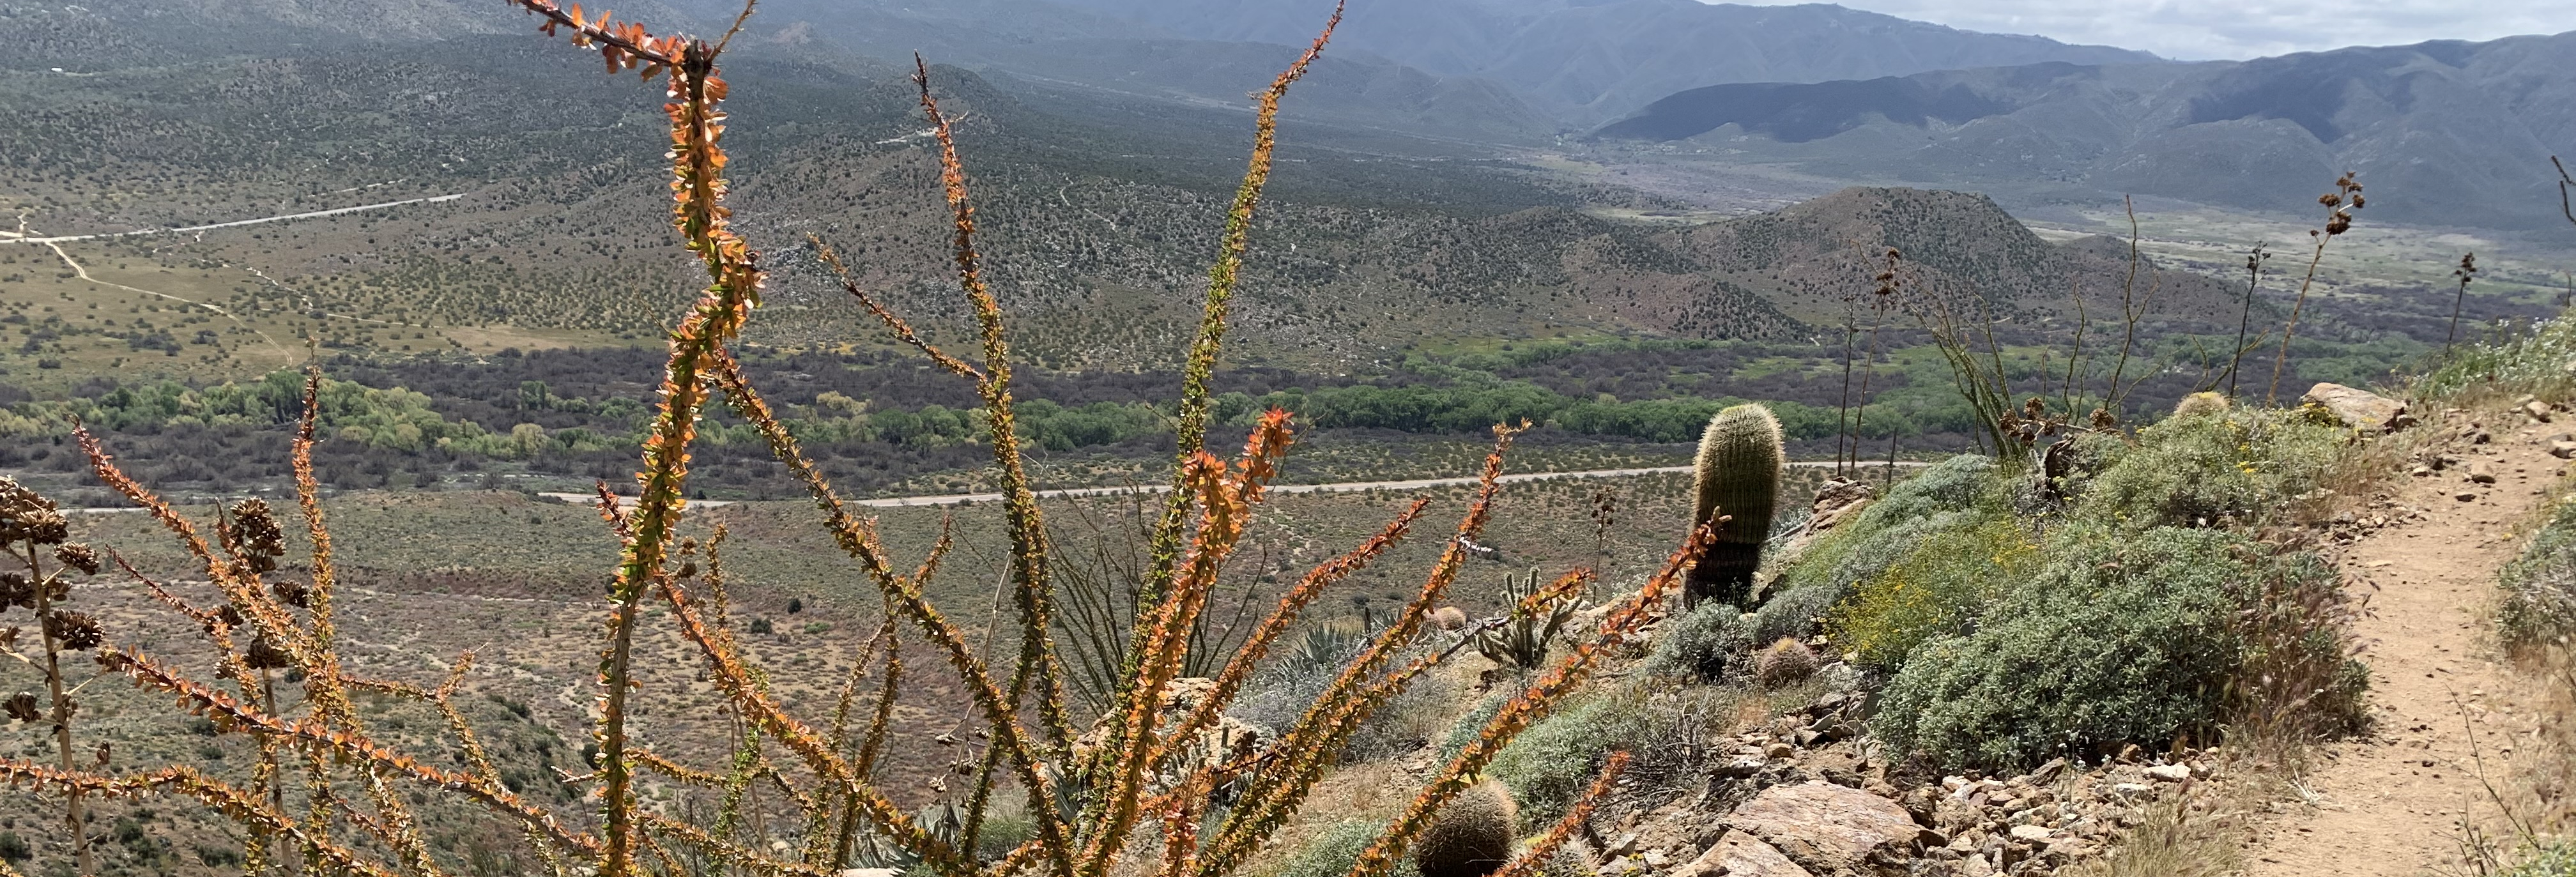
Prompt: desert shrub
<box><xmin>2414</xmin><ymin>314</ymin><xmax>2576</xmax><ymax>405</ymax></box>
<box><xmin>2502</xmin><ymin>497</ymin><xmax>2576</xmax><ymax>646</ymax></box>
<box><xmin>1756</xmin><ymin>471</ymin><xmax>2003</xmax><ymax>648</ymax></box>
<box><xmin>1770</xmin><ymin>454</ymin><xmax>1994</xmax><ymax>600</ymax></box>
<box><xmin>2073</xmin><ymin>407</ymin><xmax>2344</xmax><ymax>529</ymax></box>
<box><xmin>1268</xmin><ymin>820</ymin><xmax>1423</xmax><ymax>877</ymax></box>
<box><xmin>972</xmin><ymin>797</ymin><xmax>1036</xmax><ymax>860</ymax></box>
<box><xmin>1488</xmin><ymin>696</ymin><xmax>1641</xmax><ymax>820</ymax></box>
<box><xmin>1873</xmin><ymin>524</ymin><xmax>2361</xmax><ymax>770</ymax></box>
<box><xmin>1437</xmin><ymin>690</ymin><xmax>1515</xmax><ymax>763</ymax></box>
<box><xmin>1825</xmin><ymin>512</ymin><xmax>2034</xmax><ymax>670</ymax></box>
<box><xmin>2502</xmin><ymin>841</ymin><xmax>2576</xmax><ymax>877</ymax></box>
<box><xmin>1486</xmin><ymin>685</ymin><xmax>1736</xmax><ymax>818</ymax></box>
<box><xmin>1644</xmin><ymin>602</ymin><xmax>1752</xmax><ymax>680</ymax></box>
<box><xmin>1748</xmin><ymin>583</ymin><xmax>1840</xmax><ymax>648</ymax></box>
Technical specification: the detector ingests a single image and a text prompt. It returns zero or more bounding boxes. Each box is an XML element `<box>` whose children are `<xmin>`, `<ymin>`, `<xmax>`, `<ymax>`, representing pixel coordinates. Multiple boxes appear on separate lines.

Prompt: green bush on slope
<box><xmin>2500</xmin><ymin>496</ymin><xmax>2576</xmax><ymax>646</ymax></box>
<box><xmin>2073</xmin><ymin>406</ymin><xmax>2345</xmax><ymax>529</ymax></box>
<box><xmin>1871</xmin><ymin>524</ymin><xmax>2364</xmax><ymax>770</ymax></box>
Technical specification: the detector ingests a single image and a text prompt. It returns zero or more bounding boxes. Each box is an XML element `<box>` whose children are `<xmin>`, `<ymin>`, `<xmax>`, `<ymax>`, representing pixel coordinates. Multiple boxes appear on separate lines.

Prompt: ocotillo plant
<box><xmin>1685</xmin><ymin>404</ymin><xmax>1783</xmax><ymax>608</ymax></box>
<box><xmin>0</xmin><ymin>2</ymin><xmax>1708</xmax><ymax>876</ymax></box>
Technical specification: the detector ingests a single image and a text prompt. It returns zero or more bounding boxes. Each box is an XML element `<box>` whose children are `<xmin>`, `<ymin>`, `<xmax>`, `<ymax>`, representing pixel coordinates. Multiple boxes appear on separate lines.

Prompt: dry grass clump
<box><xmin>0</xmin><ymin>3</ymin><xmax>1737</xmax><ymax>876</ymax></box>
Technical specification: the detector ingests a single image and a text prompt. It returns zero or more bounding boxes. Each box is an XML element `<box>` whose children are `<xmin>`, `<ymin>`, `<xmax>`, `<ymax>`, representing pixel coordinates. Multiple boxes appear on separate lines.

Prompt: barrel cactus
<box><xmin>1687</xmin><ymin>404</ymin><xmax>1784</xmax><ymax>608</ymax></box>
<box><xmin>1416</xmin><ymin>780</ymin><xmax>1519</xmax><ymax>877</ymax></box>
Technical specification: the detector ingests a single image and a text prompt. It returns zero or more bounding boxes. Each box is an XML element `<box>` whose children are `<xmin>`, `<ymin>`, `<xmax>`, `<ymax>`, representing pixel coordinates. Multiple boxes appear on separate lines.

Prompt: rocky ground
<box><xmin>1434</xmin><ymin>392</ymin><xmax>2569</xmax><ymax>877</ymax></box>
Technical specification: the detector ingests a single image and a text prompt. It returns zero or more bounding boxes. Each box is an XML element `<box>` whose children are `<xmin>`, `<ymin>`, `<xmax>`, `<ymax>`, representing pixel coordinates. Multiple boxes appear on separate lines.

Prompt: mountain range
<box><xmin>1591</xmin><ymin>34</ymin><xmax>2576</xmax><ymax>229</ymax></box>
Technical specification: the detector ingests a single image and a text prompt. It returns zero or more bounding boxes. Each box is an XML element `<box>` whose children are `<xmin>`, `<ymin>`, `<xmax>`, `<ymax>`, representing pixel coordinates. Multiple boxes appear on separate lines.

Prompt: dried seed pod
<box><xmin>243</xmin><ymin>636</ymin><xmax>295</xmax><ymax>670</ymax></box>
<box><xmin>52</xmin><ymin>543</ymin><xmax>101</xmax><ymax>576</ymax></box>
<box><xmin>272</xmin><ymin>579</ymin><xmax>311</xmax><ymax>609</ymax></box>
<box><xmin>15</xmin><ymin>508</ymin><xmax>67</xmax><ymax>547</ymax></box>
<box><xmin>1</xmin><ymin>692</ymin><xmax>35</xmax><ymax>723</ymax></box>
<box><xmin>0</xmin><ymin>573</ymin><xmax>30</xmax><ymax>610</ymax></box>
<box><xmin>228</xmin><ymin>499</ymin><xmax>287</xmax><ymax>573</ymax></box>
<box><xmin>0</xmin><ymin>477</ymin><xmax>61</xmax><ymax>545</ymax></box>
<box><xmin>43</xmin><ymin>609</ymin><xmax>103</xmax><ymax>651</ymax></box>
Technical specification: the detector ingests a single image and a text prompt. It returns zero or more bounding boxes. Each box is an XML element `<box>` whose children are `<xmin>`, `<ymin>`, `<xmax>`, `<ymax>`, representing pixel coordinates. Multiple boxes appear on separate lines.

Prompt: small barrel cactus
<box><xmin>1416</xmin><ymin>780</ymin><xmax>1519</xmax><ymax>877</ymax></box>
<box><xmin>1687</xmin><ymin>404</ymin><xmax>1783</xmax><ymax>608</ymax></box>
<box><xmin>1754</xmin><ymin>637</ymin><xmax>1820</xmax><ymax>689</ymax></box>
<box><xmin>2173</xmin><ymin>392</ymin><xmax>2230</xmax><ymax>417</ymax></box>
<box><xmin>1432</xmin><ymin>606</ymin><xmax>1470</xmax><ymax>631</ymax></box>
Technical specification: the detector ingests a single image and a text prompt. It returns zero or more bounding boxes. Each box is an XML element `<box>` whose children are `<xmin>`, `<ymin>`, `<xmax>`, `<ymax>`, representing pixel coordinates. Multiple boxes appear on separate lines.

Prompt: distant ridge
<box><xmin>1593</xmin><ymin>32</ymin><xmax>2576</xmax><ymax>229</ymax></box>
<box><xmin>1041</xmin><ymin>0</ymin><xmax>2162</xmax><ymax>124</ymax></box>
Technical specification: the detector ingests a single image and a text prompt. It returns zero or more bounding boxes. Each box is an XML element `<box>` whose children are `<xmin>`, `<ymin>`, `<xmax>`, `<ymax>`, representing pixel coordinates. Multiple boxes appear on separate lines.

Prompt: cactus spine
<box><xmin>1416</xmin><ymin>780</ymin><xmax>1519</xmax><ymax>877</ymax></box>
<box><xmin>1687</xmin><ymin>404</ymin><xmax>1783</xmax><ymax>608</ymax></box>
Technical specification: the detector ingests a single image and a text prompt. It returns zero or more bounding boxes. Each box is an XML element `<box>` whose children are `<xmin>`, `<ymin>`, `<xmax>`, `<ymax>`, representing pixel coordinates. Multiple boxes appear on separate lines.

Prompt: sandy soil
<box><xmin>2242</xmin><ymin>413</ymin><xmax>2564</xmax><ymax>876</ymax></box>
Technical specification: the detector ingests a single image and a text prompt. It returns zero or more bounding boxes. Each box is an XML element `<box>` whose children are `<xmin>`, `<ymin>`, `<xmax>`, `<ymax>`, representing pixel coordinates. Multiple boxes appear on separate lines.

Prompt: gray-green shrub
<box><xmin>2073</xmin><ymin>407</ymin><xmax>2343</xmax><ymax>529</ymax></box>
<box><xmin>2501</xmin><ymin>496</ymin><xmax>2576</xmax><ymax>646</ymax></box>
<box><xmin>1644</xmin><ymin>603</ymin><xmax>1752</xmax><ymax>681</ymax></box>
<box><xmin>1266</xmin><ymin>819</ymin><xmax>1423</xmax><ymax>877</ymax></box>
<box><xmin>1872</xmin><ymin>524</ymin><xmax>2364</xmax><ymax>770</ymax></box>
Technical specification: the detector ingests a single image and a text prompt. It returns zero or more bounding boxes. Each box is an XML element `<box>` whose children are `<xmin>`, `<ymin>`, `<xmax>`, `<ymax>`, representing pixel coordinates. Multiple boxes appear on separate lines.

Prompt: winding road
<box><xmin>0</xmin><ymin>194</ymin><xmax>466</xmax><ymax>245</ymax></box>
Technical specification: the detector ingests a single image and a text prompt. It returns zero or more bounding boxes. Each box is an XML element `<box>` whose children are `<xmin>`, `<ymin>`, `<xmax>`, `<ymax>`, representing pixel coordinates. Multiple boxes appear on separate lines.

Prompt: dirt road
<box><xmin>2243</xmin><ymin>414</ymin><xmax>2561</xmax><ymax>876</ymax></box>
<box><xmin>544</xmin><ymin>459</ymin><xmax>1926</xmax><ymax>510</ymax></box>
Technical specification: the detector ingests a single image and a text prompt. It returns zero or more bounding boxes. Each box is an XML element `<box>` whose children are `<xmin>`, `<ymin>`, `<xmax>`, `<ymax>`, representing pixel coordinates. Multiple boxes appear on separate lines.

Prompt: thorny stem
<box><xmin>1133</xmin><ymin>0</ymin><xmax>1344</xmax><ymax>662</ymax></box>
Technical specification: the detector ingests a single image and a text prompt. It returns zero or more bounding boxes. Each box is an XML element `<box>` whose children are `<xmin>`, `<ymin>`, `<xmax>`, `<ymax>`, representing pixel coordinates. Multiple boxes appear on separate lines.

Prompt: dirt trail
<box><xmin>2242</xmin><ymin>415</ymin><xmax>2561</xmax><ymax>876</ymax></box>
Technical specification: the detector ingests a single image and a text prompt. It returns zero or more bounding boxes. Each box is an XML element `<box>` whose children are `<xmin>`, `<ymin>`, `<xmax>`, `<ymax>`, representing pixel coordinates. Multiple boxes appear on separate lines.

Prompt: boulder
<box><xmin>1675</xmin><ymin>831</ymin><xmax>1815</xmax><ymax>877</ymax></box>
<box><xmin>1727</xmin><ymin>781</ymin><xmax>1921</xmax><ymax>875</ymax></box>
<box><xmin>2301</xmin><ymin>383</ymin><xmax>2411</xmax><ymax>432</ymax></box>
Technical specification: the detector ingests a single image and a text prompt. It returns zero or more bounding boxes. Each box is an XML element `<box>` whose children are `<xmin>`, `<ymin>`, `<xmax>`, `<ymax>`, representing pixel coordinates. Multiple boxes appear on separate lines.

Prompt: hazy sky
<box><xmin>1717</xmin><ymin>0</ymin><xmax>2576</xmax><ymax>60</ymax></box>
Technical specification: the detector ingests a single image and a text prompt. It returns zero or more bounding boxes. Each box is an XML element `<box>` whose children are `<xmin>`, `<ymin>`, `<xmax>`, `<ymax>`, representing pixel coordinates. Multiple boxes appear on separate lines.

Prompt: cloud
<box><xmin>1711</xmin><ymin>0</ymin><xmax>2576</xmax><ymax>60</ymax></box>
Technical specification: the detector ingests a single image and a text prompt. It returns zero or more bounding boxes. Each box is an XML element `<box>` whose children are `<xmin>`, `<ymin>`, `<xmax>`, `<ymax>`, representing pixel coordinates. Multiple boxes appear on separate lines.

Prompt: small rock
<box><xmin>1607</xmin><ymin>832</ymin><xmax>1640</xmax><ymax>857</ymax></box>
<box><xmin>2457</xmin><ymin>491</ymin><xmax>2480</xmax><ymax>502</ymax></box>
<box><xmin>2143</xmin><ymin>764</ymin><xmax>2191</xmax><ymax>782</ymax></box>
<box><xmin>2552</xmin><ymin>440</ymin><xmax>2576</xmax><ymax>460</ymax></box>
<box><xmin>2008</xmin><ymin>825</ymin><xmax>2053</xmax><ymax>843</ymax></box>
<box><xmin>1717</xmin><ymin>757</ymin><xmax>1768</xmax><ymax>779</ymax></box>
<box><xmin>2045</xmin><ymin>837</ymin><xmax>2098</xmax><ymax>862</ymax></box>
<box><xmin>1766</xmin><ymin>742</ymin><xmax>1795</xmax><ymax>759</ymax></box>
